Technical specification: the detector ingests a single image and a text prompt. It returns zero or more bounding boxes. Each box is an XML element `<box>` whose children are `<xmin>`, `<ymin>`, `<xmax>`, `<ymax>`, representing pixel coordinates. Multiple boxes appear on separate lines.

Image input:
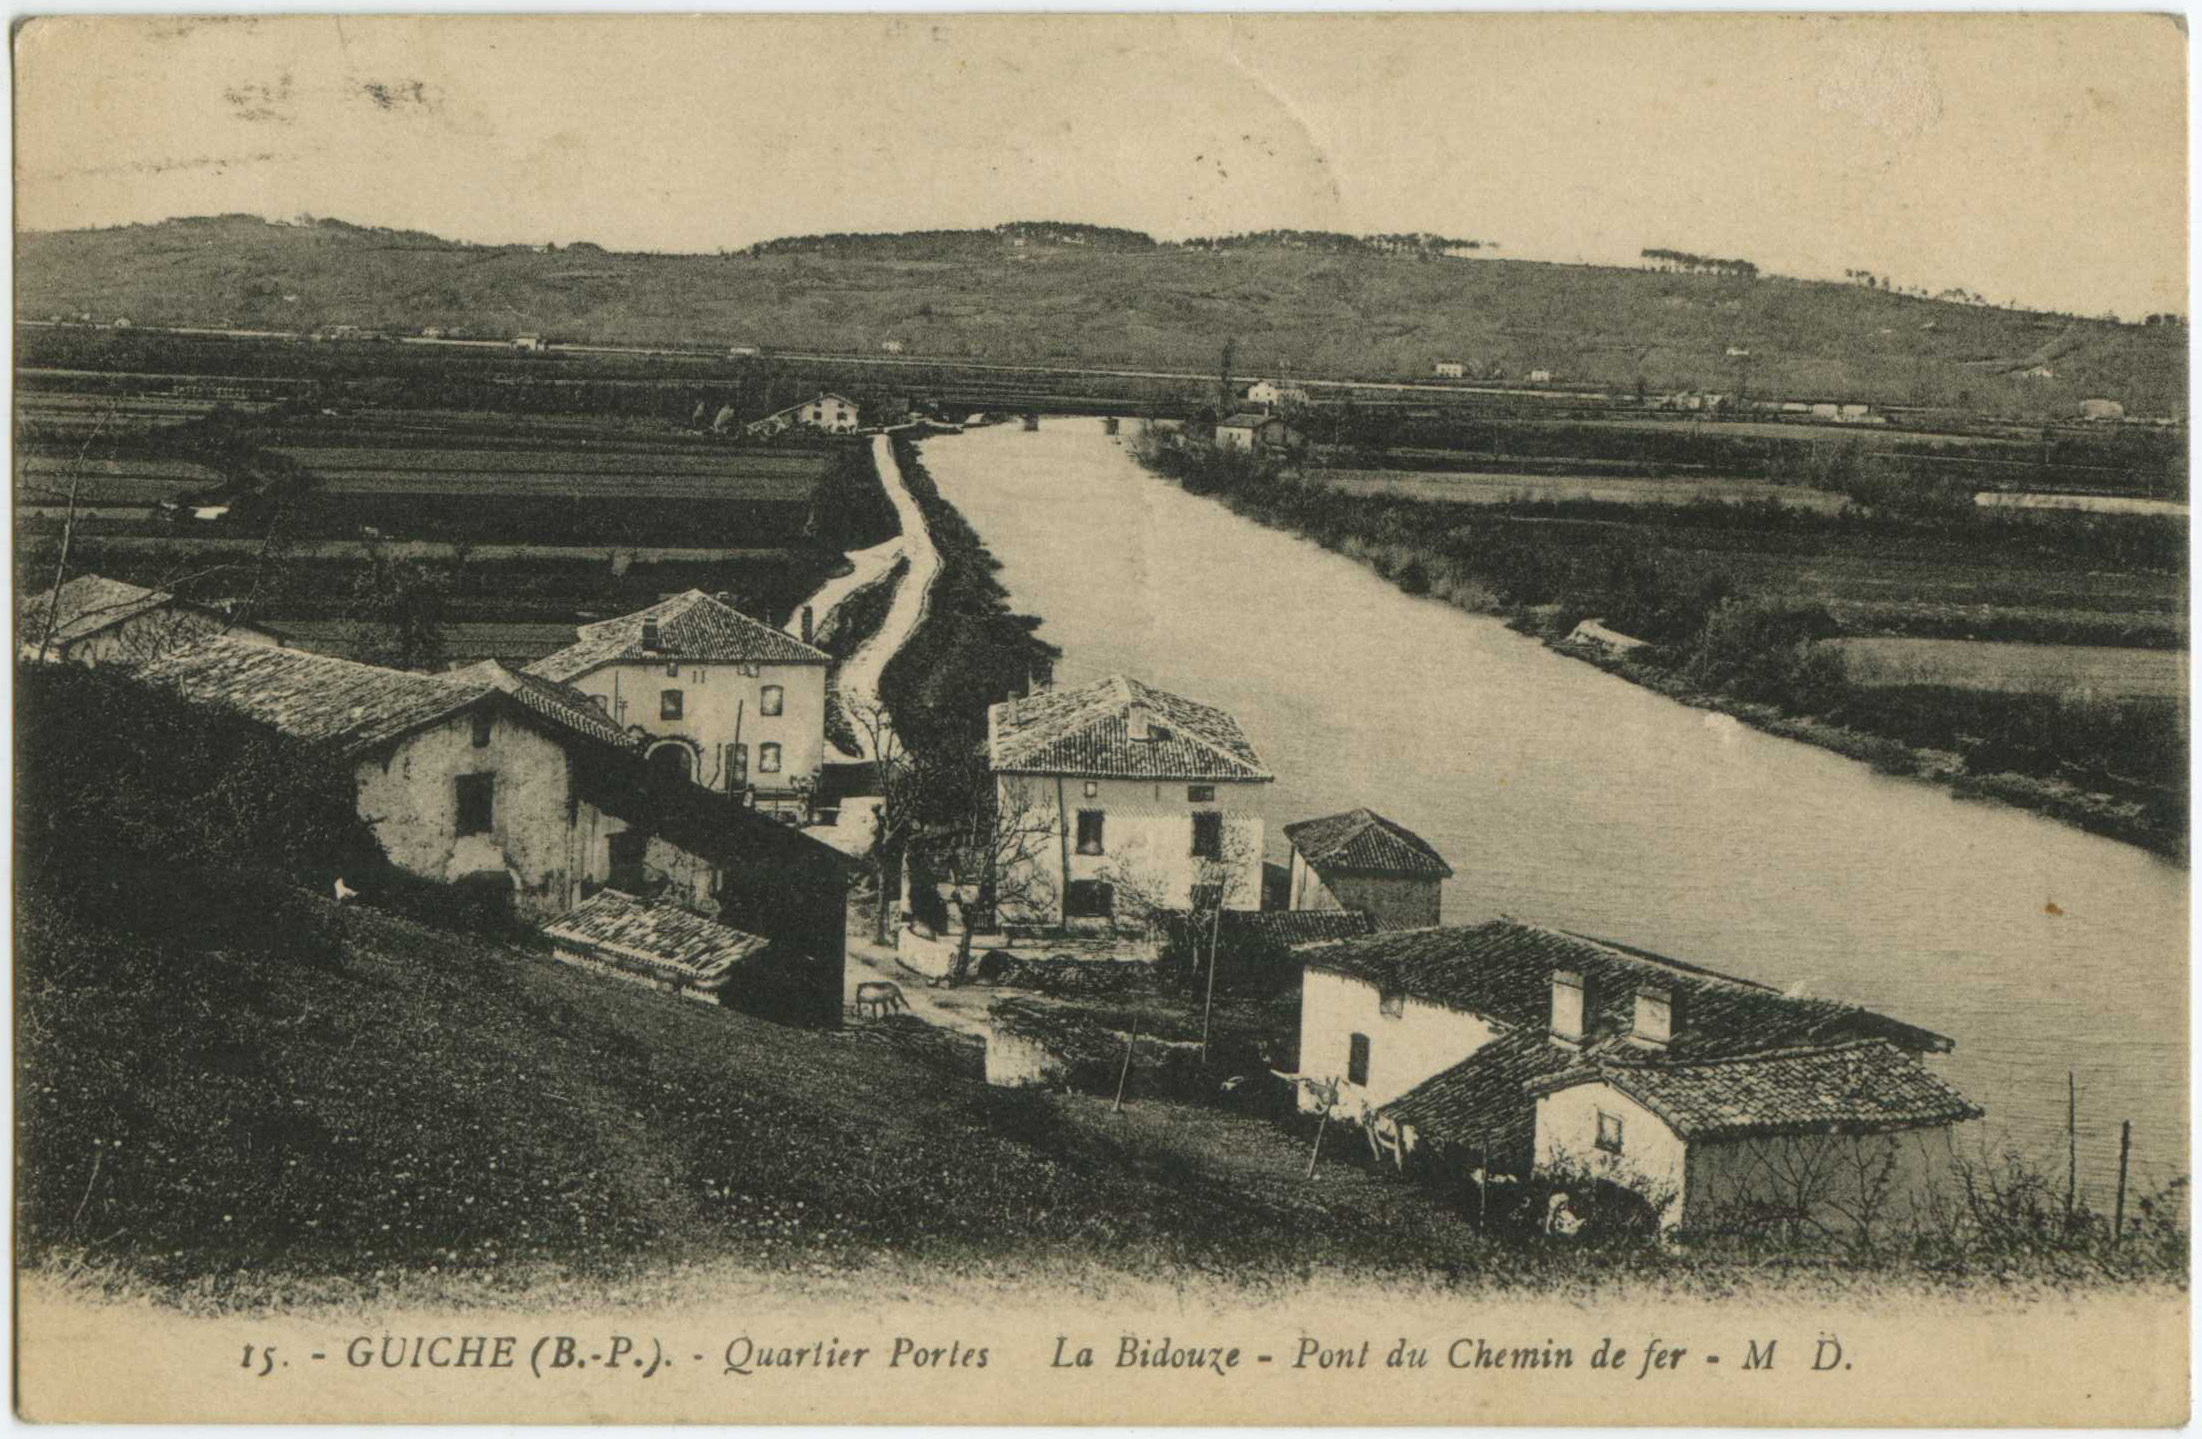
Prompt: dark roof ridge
<box><xmin>1588</xmin><ymin>1036</ymin><xmax>1902</xmax><ymax>1072</ymax></box>
<box><xmin>1539</xmin><ymin>922</ymin><xmax>1783</xmax><ymax>994</ymax></box>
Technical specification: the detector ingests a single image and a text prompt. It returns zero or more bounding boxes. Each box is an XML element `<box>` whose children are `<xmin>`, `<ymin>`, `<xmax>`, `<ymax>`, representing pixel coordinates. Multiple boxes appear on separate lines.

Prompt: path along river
<box><xmin>918</xmin><ymin>417</ymin><xmax>2189</xmax><ymax>1194</ymax></box>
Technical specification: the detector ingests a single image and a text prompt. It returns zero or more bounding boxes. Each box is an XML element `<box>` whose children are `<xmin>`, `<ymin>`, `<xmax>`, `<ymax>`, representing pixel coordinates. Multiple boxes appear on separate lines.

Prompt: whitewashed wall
<box><xmin>1296</xmin><ymin>967</ymin><xmax>1498</xmax><ymax>1112</ymax></box>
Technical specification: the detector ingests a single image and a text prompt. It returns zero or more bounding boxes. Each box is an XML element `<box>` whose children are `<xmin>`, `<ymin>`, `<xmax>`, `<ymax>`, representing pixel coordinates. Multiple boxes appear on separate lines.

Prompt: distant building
<box><xmin>526</xmin><ymin>590</ymin><xmax>831</xmax><ymax>813</ymax></box>
<box><xmin>1243</xmin><ymin>379</ymin><xmax>1282</xmax><ymax>407</ymax></box>
<box><xmin>2018</xmin><ymin>364</ymin><xmax>2057</xmax><ymax>380</ymax></box>
<box><xmin>19</xmin><ymin>574</ymin><xmax>283</xmax><ymax>668</ymax></box>
<box><xmin>1433</xmin><ymin>361</ymin><xmax>1467</xmax><ymax>380</ymax></box>
<box><xmin>728</xmin><ymin>345</ymin><xmax>761</xmax><ymax>358</ymax></box>
<box><xmin>1215</xmin><ymin>412</ymin><xmax>1298</xmax><ymax>454</ymax></box>
<box><xmin>2081</xmin><ymin>397</ymin><xmax>2127</xmax><ymax>422</ymax></box>
<box><xmin>420</xmin><ymin>326</ymin><xmax>447</xmax><ymax>339</ymax></box>
<box><xmin>1284</xmin><ymin>808</ymin><xmax>1454</xmax><ymax>930</ymax></box>
<box><xmin>111</xmin><ymin>317</ymin><xmax>133</xmax><ymax>330</ymax></box>
<box><xmin>987</xmin><ymin>674</ymin><xmax>1274</xmax><ymax>927</ymax></box>
<box><xmin>1527</xmin><ymin>368</ymin><xmax>1555</xmax><ymax>383</ymax></box>
<box><xmin>1298</xmin><ymin>920</ymin><xmax>1981</xmax><ymax>1231</ymax></box>
<box><xmin>881</xmin><ymin>339</ymin><xmax>906</xmax><ymax>355</ymax></box>
<box><xmin>745</xmin><ymin>393</ymin><xmax>861</xmax><ymax>438</ymax></box>
<box><xmin>511</xmin><ymin>334</ymin><xmax>548</xmax><ymax>352</ymax></box>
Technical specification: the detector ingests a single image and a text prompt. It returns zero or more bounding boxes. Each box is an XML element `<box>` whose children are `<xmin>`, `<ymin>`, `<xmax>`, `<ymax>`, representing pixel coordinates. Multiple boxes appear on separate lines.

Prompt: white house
<box><xmin>19</xmin><ymin>574</ymin><xmax>284</xmax><ymax>667</ymax></box>
<box><xmin>1527</xmin><ymin>368</ymin><xmax>1555</xmax><ymax>383</ymax></box>
<box><xmin>1243</xmin><ymin>379</ymin><xmax>1282</xmax><ymax>407</ymax></box>
<box><xmin>987</xmin><ymin>674</ymin><xmax>1273</xmax><ymax>928</ymax></box>
<box><xmin>1297</xmin><ymin>920</ymin><xmax>1981</xmax><ymax>1231</ymax></box>
<box><xmin>511</xmin><ymin>334</ymin><xmax>548</xmax><ymax>352</ymax></box>
<box><xmin>526</xmin><ymin>590</ymin><xmax>831</xmax><ymax>813</ymax></box>
<box><xmin>2019</xmin><ymin>364</ymin><xmax>2057</xmax><ymax>380</ymax></box>
<box><xmin>745</xmin><ymin>393</ymin><xmax>861</xmax><ymax>437</ymax></box>
<box><xmin>1284</xmin><ymin>808</ymin><xmax>1453</xmax><ymax>930</ymax></box>
<box><xmin>881</xmin><ymin>339</ymin><xmax>907</xmax><ymax>355</ymax></box>
<box><xmin>1433</xmin><ymin>361</ymin><xmax>1467</xmax><ymax>380</ymax></box>
<box><xmin>1215</xmin><ymin>412</ymin><xmax>1297</xmax><ymax>454</ymax></box>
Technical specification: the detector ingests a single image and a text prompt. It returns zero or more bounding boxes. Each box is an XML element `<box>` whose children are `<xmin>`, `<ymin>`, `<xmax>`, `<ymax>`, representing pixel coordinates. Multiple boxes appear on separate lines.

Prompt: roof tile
<box><xmin>989</xmin><ymin>674</ymin><xmax>1271</xmax><ymax>781</ymax></box>
<box><xmin>1284</xmin><ymin>808</ymin><xmax>1454</xmax><ymax>878</ymax></box>
<box><xmin>526</xmin><ymin>590</ymin><xmax>826</xmax><ymax>683</ymax></box>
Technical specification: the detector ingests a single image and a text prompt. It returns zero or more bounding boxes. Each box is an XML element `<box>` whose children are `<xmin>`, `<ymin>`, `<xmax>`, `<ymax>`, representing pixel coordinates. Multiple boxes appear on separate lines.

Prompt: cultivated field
<box><xmin>1313</xmin><ymin>467</ymin><xmax>1850</xmax><ymax>513</ymax></box>
<box><xmin>277</xmin><ymin>444</ymin><xmax>823</xmax><ymax>501</ymax></box>
<box><xmin>15</xmin><ymin>454</ymin><xmax>222</xmax><ymax>506</ymax></box>
<box><xmin>1828</xmin><ymin>637</ymin><xmax>2190</xmax><ymax>697</ymax></box>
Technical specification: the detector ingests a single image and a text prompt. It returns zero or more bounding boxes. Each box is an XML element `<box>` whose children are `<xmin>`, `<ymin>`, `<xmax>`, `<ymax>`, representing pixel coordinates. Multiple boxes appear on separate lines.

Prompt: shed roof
<box><xmin>1383</xmin><ymin>1028</ymin><xmax>1575</xmax><ymax>1158</ymax></box>
<box><xmin>543</xmin><ymin>888</ymin><xmax>774</xmax><ymax>992</ymax></box>
<box><xmin>988</xmin><ymin>674</ymin><xmax>1271</xmax><ymax>782</ymax></box>
<box><xmin>526</xmin><ymin>590</ymin><xmax>827</xmax><ymax>683</ymax></box>
<box><xmin>1218</xmin><ymin>412</ymin><xmax>1274</xmax><ymax>429</ymax></box>
<box><xmin>23</xmin><ymin>573</ymin><xmax>188</xmax><ymax>650</ymax></box>
<box><xmin>1527</xmin><ymin>1040</ymin><xmax>1984</xmax><ymax>1141</ymax></box>
<box><xmin>1284</xmin><ymin>808</ymin><xmax>1454</xmax><ymax>878</ymax></box>
<box><xmin>1304</xmin><ymin>919</ymin><xmax>1953</xmax><ymax>1059</ymax></box>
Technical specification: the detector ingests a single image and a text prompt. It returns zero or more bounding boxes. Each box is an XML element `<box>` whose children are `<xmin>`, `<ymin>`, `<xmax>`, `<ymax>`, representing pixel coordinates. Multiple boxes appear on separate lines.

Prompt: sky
<box><xmin>14</xmin><ymin>13</ymin><xmax>2189</xmax><ymax>318</ymax></box>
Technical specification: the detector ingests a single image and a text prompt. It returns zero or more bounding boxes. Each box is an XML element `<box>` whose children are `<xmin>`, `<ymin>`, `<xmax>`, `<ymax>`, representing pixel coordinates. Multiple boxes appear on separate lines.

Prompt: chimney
<box><xmin>1127</xmin><ymin>703</ymin><xmax>1152</xmax><ymax>741</ymax></box>
<box><xmin>1630</xmin><ymin>982</ymin><xmax>1673</xmax><ymax>1050</ymax></box>
<box><xmin>801</xmin><ymin>605</ymin><xmax>814</xmax><ymax>645</ymax></box>
<box><xmin>1549</xmin><ymin>968</ymin><xmax>1587</xmax><ymax>1048</ymax></box>
<box><xmin>640</xmin><ymin>618</ymin><xmax>661</xmax><ymax>652</ymax></box>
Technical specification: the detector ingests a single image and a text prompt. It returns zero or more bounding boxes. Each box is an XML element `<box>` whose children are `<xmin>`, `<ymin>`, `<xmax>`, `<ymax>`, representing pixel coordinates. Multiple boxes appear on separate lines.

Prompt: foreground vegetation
<box><xmin>1136</xmin><ymin>433</ymin><xmax>2188</xmax><ymax>857</ymax></box>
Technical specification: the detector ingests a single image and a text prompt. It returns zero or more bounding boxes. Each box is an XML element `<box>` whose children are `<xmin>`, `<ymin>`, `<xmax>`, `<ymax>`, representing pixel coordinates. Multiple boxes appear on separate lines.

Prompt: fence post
<box><xmin>1111</xmin><ymin>1021</ymin><xmax>1139</xmax><ymax>1114</ymax></box>
<box><xmin>2114</xmin><ymin>1120</ymin><xmax>2132</xmax><ymax>1243</ymax></box>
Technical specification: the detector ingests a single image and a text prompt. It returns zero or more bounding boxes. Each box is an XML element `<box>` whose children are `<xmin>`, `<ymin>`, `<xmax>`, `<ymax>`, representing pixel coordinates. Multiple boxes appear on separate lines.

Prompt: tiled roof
<box><xmin>144</xmin><ymin>638</ymin><xmax>639</xmax><ymax>758</ymax></box>
<box><xmin>454</xmin><ymin>662</ymin><xmax>635</xmax><ymax>752</ymax></box>
<box><xmin>23</xmin><ymin>574</ymin><xmax>179</xmax><ymax>649</ymax></box>
<box><xmin>1304</xmin><ymin>919</ymin><xmax>1953</xmax><ymax>1059</ymax></box>
<box><xmin>1234</xmin><ymin>910</ymin><xmax>1380</xmax><ymax>949</ymax></box>
<box><xmin>1528</xmin><ymin>1040</ymin><xmax>1985</xmax><ymax>1141</ymax></box>
<box><xmin>543</xmin><ymin>888</ymin><xmax>773</xmax><ymax>992</ymax></box>
<box><xmin>1284</xmin><ymin>808</ymin><xmax>1454</xmax><ymax>878</ymax></box>
<box><xmin>526</xmin><ymin>590</ymin><xmax>827</xmax><ymax>683</ymax></box>
<box><xmin>1384</xmin><ymin>1029</ymin><xmax>1576</xmax><ymax>1159</ymax></box>
<box><xmin>988</xmin><ymin>674</ymin><xmax>1271</xmax><ymax>781</ymax></box>
<box><xmin>1219</xmin><ymin>412</ymin><xmax>1272</xmax><ymax>429</ymax></box>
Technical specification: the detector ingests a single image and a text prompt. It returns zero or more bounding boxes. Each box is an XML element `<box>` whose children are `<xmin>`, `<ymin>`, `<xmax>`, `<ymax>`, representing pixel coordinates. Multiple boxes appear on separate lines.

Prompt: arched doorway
<box><xmin>647</xmin><ymin>741</ymin><xmax>695</xmax><ymax>786</ymax></box>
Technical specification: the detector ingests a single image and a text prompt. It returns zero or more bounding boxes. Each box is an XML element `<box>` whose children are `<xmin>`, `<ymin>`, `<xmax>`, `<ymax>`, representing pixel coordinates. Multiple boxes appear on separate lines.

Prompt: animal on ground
<box><xmin>852</xmin><ymin>980</ymin><xmax>908</xmax><ymax>1018</ymax></box>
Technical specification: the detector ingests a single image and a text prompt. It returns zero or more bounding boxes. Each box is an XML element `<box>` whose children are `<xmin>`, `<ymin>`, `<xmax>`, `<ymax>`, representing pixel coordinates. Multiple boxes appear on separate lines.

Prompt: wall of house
<box><xmin>1288</xmin><ymin>854</ymin><xmax>1440</xmax><ymax>928</ymax></box>
<box><xmin>995</xmin><ymin>773</ymin><xmax>1267</xmax><ymax>926</ymax></box>
<box><xmin>354</xmin><ymin>709</ymin><xmax>576</xmax><ymax>923</ymax></box>
<box><xmin>572</xmin><ymin>659</ymin><xmax>825</xmax><ymax>798</ymax></box>
<box><xmin>1296</xmin><ymin>967</ymin><xmax>1498</xmax><ymax>1114</ymax></box>
<box><xmin>1682</xmin><ymin>1124</ymin><xmax>1968</xmax><ymax>1239</ymax></box>
<box><xmin>1534</xmin><ymin>1082</ymin><xmax>1689</xmax><ymax>1229</ymax></box>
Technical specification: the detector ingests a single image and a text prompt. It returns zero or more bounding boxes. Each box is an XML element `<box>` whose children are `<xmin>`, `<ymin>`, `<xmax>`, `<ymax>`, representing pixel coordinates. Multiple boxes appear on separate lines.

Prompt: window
<box><xmin>454</xmin><ymin>774</ymin><xmax>494</xmax><ymax>836</ymax></box>
<box><xmin>1082</xmin><ymin>780</ymin><xmax>1099</xmax><ymax>799</ymax></box>
<box><xmin>665</xmin><ymin>662</ymin><xmax>680</xmax><ymax>678</ymax></box>
<box><xmin>761</xmin><ymin>684</ymin><xmax>784</xmax><ymax>717</ymax></box>
<box><xmin>1596</xmin><ymin>1110</ymin><xmax>1625</xmax><ymax>1155</ymax></box>
<box><xmin>1075</xmin><ymin>809</ymin><xmax>1105</xmax><ymax>855</ymax></box>
<box><xmin>758</xmin><ymin>742</ymin><xmax>782</xmax><ymax>774</ymax></box>
<box><xmin>471</xmin><ymin>711</ymin><xmax>493</xmax><ymax>748</ymax></box>
<box><xmin>1347</xmin><ymin>1033</ymin><xmax>1371</xmax><ymax>1087</ymax></box>
<box><xmin>1191</xmin><ymin>810</ymin><xmax>1223</xmax><ymax>859</ymax></box>
<box><xmin>1187</xmin><ymin>784</ymin><xmax>1215</xmax><ymax>803</ymax></box>
<box><xmin>1065</xmin><ymin>880</ymin><xmax>1115</xmax><ymax>919</ymax></box>
<box><xmin>1379</xmin><ymin>989</ymin><xmax>1406</xmax><ymax>1019</ymax></box>
<box><xmin>660</xmin><ymin>689</ymin><xmax>684</xmax><ymax>721</ymax></box>
<box><xmin>587</xmin><ymin>693</ymin><xmax>609</xmax><ymax>716</ymax></box>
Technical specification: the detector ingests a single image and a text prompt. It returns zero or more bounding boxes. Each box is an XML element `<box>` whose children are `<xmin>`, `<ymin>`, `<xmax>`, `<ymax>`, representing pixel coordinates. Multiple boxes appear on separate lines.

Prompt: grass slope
<box><xmin>18</xmin><ymin>891</ymin><xmax>1511</xmax><ymax>1306</ymax></box>
<box><xmin>18</xmin><ymin>215</ymin><xmax>2187</xmax><ymax>418</ymax></box>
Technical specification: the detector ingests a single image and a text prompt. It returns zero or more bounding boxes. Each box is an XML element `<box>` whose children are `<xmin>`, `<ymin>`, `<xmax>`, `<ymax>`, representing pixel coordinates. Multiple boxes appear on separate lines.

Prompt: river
<box><xmin>918</xmin><ymin>417</ymin><xmax>2189</xmax><ymax>1194</ymax></box>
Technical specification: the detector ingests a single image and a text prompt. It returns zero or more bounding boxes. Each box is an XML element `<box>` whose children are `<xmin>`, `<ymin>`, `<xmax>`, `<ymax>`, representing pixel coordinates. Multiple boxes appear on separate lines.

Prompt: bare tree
<box><xmin>936</xmin><ymin>774</ymin><xmax>1060</xmax><ymax>982</ymax></box>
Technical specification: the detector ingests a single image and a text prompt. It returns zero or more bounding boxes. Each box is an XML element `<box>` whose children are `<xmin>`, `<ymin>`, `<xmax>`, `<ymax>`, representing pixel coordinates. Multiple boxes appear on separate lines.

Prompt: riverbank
<box><xmin>1133</xmin><ymin>432</ymin><xmax>2185</xmax><ymax>864</ymax></box>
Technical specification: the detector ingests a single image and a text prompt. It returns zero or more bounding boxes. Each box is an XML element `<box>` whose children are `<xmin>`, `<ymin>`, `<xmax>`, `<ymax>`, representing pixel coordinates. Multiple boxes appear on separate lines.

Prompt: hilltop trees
<box><xmin>1641</xmin><ymin>247</ymin><xmax>1759</xmax><ymax>279</ymax></box>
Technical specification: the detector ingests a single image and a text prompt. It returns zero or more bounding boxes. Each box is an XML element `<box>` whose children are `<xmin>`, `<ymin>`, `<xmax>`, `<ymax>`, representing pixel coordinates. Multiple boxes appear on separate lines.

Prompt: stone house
<box><xmin>1214</xmin><ymin>413</ymin><xmax>1298</xmax><ymax>454</ymax></box>
<box><xmin>1296</xmin><ymin>920</ymin><xmax>1980</xmax><ymax>1231</ymax></box>
<box><xmin>1284</xmin><ymin>808</ymin><xmax>1453</xmax><ymax>930</ymax></box>
<box><xmin>987</xmin><ymin>674</ymin><xmax>1273</xmax><ymax>928</ymax></box>
<box><xmin>527</xmin><ymin>590</ymin><xmax>830</xmax><ymax>813</ymax></box>
<box><xmin>1433</xmin><ymin>361</ymin><xmax>1466</xmax><ymax>379</ymax></box>
<box><xmin>144</xmin><ymin>637</ymin><xmax>853</xmax><ymax>1022</ymax></box>
<box><xmin>20</xmin><ymin>574</ymin><xmax>284</xmax><ymax>667</ymax></box>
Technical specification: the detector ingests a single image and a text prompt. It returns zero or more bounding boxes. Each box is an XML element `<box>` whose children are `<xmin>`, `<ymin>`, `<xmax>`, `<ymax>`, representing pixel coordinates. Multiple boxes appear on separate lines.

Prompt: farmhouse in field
<box><xmin>511</xmin><ymin>334</ymin><xmax>548</xmax><ymax>352</ymax></box>
<box><xmin>1242</xmin><ymin>379</ymin><xmax>1282</xmax><ymax>407</ymax></box>
<box><xmin>1215</xmin><ymin>412</ymin><xmax>1299</xmax><ymax>454</ymax></box>
<box><xmin>142</xmin><ymin>637</ymin><xmax>852</xmax><ymax>1022</ymax></box>
<box><xmin>746</xmin><ymin>392</ymin><xmax>862</xmax><ymax>437</ymax></box>
<box><xmin>2018</xmin><ymin>363</ymin><xmax>2057</xmax><ymax>380</ymax></box>
<box><xmin>1295</xmin><ymin>920</ymin><xmax>1981</xmax><ymax>1231</ymax></box>
<box><xmin>527</xmin><ymin>590</ymin><xmax>831</xmax><ymax>813</ymax></box>
<box><xmin>1434</xmin><ymin>360</ymin><xmax>1466</xmax><ymax>379</ymax></box>
<box><xmin>1284</xmin><ymin>808</ymin><xmax>1453</xmax><ymax>930</ymax></box>
<box><xmin>1527</xmin><ymin>368</ymin><xmax>1556</xmax><ymax>383</ymax></box>
<box><xmin>987</xmin><ymin>674</ymin><xmax>1273</xmax><ymax>927</ymax></box>
<box><xmin>19</xmin><ymin>573</ymin><xmax>284</xmax><ymax>667</ymax></box>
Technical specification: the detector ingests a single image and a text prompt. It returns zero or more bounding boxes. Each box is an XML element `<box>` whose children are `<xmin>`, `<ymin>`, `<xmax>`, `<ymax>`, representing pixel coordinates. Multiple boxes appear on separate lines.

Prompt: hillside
<box><xmin>17</xmin><ymin>215</ymin><xmax>2187</xmax><ymax>419</ymax></box>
